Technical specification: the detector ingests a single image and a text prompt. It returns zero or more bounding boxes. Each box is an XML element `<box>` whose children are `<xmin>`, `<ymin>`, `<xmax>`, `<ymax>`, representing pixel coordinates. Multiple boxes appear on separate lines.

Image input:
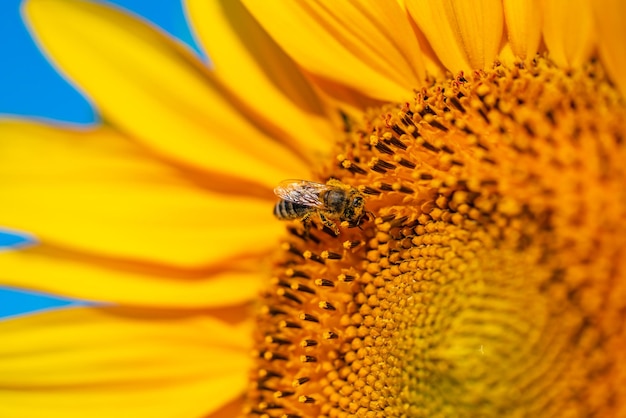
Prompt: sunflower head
<box><xmin>3</xmin><ymin>1</ymin><xmax>626</xmax><ymax>418</ymax></box>
<box><xmin>245</xmin><ymin>56</ymin><xmax>626</xmax><ymax>417</ymax></box>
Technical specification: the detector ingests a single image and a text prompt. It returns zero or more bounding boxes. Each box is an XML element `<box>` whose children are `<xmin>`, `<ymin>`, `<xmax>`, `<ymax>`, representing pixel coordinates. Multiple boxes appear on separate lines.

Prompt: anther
<box><xmin>264</xmin><ymin>352</ymin><xmax>288</xmax><ymax>361</ymax></box>
<box><xmin>390</xmin><ymin>215</ymin><xmax>409</xmax><ymax>228</ymax></box>
<box><xmin>305</xmin><ymin>232</ymin><xmax>321</xmax><ymax>244</ymax></box>
<box><xmin>291</xmin><ymin>283</ymin><xmax>315</xmax><ymax>294</ymax></box>
<box><xmin>393</xmin><ymin>183</ymin><xmax>414</xmax><ymax>194</ymax></box>
<box><xmin>321</xmin><ymin>250</ymin><xmax>342</xmax><ymax>260</ymax></box>
<box><xmin>342</xmin><ymin>159</ymin><xmax>368</xmax><ymax>175</ymax></box>
<box><xmin>441</xmin><ymin>145</ymin><xmax>455</xmax><ymax>154</ymax></box>
<box><xmin>265</xmin><ymin>336</ymin><xmax>292</xmax><ymax>346</ymax></box>
<box><xmin>399</xmin><ymin>115</ymin><xmax>412</xmax><ymax>126</ymax></box>
<box><xmin>478</xmin><ymin>108</ymin><xmax>489</xmax><ymax>123</ymax></box>
<box><xmin>284</xmin><ymin>243</ymin><xmax>304</xmax><ymax>258</ymax></box>
<box><xmin>257</xmin><ymin>401</ymin><xmax>281</xmax><ymax>410</ymax></box>
<box><xmin>288</xmin><ymin>226</ymin><xmax>318</xmax><ymax>243</ymax></box>
<box><xmin>276</xmin><ymin>280</ymin><xmax>291</xmax><ymax>289</ymax></box>
<box><xmin>388</xmin><ymin>135</ymin><xmax>408</xmax><ymax>149</ymax></box>
<box><xmin>473</xmin><ymin>139</ymin><xmax>490</xmax><ymax>151</ymax></box>
<box><xmin>523</xmin><ymin>122</ymin><xmax>536</xmax><ymax>136</ymax></box>
<box><xmin>338</xmin><ymin>274</ymin><xmax>355</xmax><ymax>282</ymax></box>
<box><xmin>285</xmin><ymin>269</ymin><xmax>310</xmax><ymax>279</ymax></box>
<box><xmin>429</xmin><ymin>120</ymin><xmax>449</xmax><ymax>132</ymax></box>
<box><xmin>293</xmin><ymin>377</ymin><xmax>310</xmax><ymax>387</ymax></box>
<box><xmin>343</xmin><ymin>240</ymin><xmax>361</xmax><ymax>249</ymax></box>
<box><xmin>262</xmin><ymin>306</ymin><xmax>287</xmax><ymax>317</ymax></box>
<box><xmin>280</xmin><ymin>320</ymin><xmax>302</xmax><ymax>329</ymax></box>
<box><xmin>375</xmin><ymin>141</ymin><xmax>394</xmax><ymax>155</ymax></box>
<box><xmin>376</xmin><ymin>159</ymin><xmax>396</xmax><ymax>169</ymax></box>
<box><xmin>300</xmin><ymin>339</ymin><xmax>318</xmax><ymax>347</ymax></box>
<box><xmin>256</xmin><ymin>384</ymin><xmax>274</xmax><ymax>393</ymax></box>
<box><xmin>324</xmin><ymin>331</ymin><xmax>339</xmax><ymax>339</ymax></box>
<box><xmin>371</xmin><ymin>163</ymin><xmax>388</xmax><ymax>174</ymax></box>
<box><xmin>449</xmin><ymin>96</ymin><xmax>466</xmax><ymax>112</ymax></box>
<box><xmin>299</xmin><ymin>395</ymin><xmax>316</xmax><ymax>404</ymax></box>
<box><xmin>315</xmin><ymin>278</ymin><xmax>335</xmax><ymax>287</ymax></box>
<box><xmin>380</xmin><ymin>214</ymin><xmax>397</xmax><ymax>222</ymax></box>
<box><xmin>277</xmin><ymin>289</ymin><xmax>302</xmax><ymax>304</ymax></box>
<box><xmin>319</xmin><ymin>301</ymin><xmax>336</xmax><ymax>310</ymax></box>
<box><xmin>418</xmin><ymin>105</ymin><xmax>437</xmax><ymax>117</ymax></box>
<box><xmin>421</xmin><ymin>140</ymin><xmax>441</xmax><ymax>152</ymax></box>
<box><xmin>391</xmin><ymin>124</ymin><xmax>406</xmax><ymax>136</ymax></box>
<box><xmin>461</xmin><ymin>125</ymin><xmax>475</xmax><ymax>135</ymax></box>
<box><xmin>300</xmin><ymin>355</ymin><xmax>317</xmax><ymax>363</ymax></box>
<box><xmin>300</xmin><ymin>313</ymin><xmax>319</xmax><ymax>323</ymax></box>
<box><xmin>361</xmin><ymin>186</ymin><xmax>381</xmax><ymax>195</ymax></box>
<box><xmin>258</xmin><ymin>369</ymin><xmax>283</xmax><ymax>379</ymax></box>
<box><xmin>274</xmin><ymin>391</ymin><xmax>295</xmax><ymax>398</ymax></box>
<box><xmin>303</xmin><ymin>250</ymin><xmax>325</xmax><ymax>264</ymax></box>
<box><xmin>396</xmin><ymin>157</ymin><xmax>416</xmax><ymax>169</ymax></box>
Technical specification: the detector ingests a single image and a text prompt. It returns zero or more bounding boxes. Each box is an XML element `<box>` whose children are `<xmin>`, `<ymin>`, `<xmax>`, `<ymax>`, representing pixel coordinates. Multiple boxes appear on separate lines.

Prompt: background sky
<box><xmin>0</xmin><ymin>0</ymin><xmax>204</xmax><ymax>318</ymax></box>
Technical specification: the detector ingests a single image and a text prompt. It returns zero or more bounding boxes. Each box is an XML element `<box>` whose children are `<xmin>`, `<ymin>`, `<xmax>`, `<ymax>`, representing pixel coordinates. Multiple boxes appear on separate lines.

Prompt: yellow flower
<box><xmin>1</xmin><ymin>0</ymin><xmax>333</xmax><ymax>416</ymax></box>
<box><xmin>1</xmin><ymin>0</ymin><xmax>625</xmax><ymax>418</ymax></box>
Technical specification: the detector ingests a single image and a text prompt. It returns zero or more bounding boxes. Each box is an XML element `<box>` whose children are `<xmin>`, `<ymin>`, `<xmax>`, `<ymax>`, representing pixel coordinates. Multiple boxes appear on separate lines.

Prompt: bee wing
<box><xmin>273</xmin><ymin>180</ymin><xmax>328</xmax><ymax>208</ymax></box>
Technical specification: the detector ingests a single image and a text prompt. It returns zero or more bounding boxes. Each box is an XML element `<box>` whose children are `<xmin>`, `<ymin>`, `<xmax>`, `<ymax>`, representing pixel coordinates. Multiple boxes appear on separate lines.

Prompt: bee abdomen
<box><xmin>274</xmin><ymin>200</ymin><xmax>308</xmax><ymax>220</ymax></box>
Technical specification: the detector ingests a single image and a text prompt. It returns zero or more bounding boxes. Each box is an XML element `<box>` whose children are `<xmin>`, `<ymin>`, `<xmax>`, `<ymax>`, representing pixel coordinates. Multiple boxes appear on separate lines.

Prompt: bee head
<box><xmin>343</xmin><ymin>190</ymin><xmax>367</xmax><ymax>224</ymax></box>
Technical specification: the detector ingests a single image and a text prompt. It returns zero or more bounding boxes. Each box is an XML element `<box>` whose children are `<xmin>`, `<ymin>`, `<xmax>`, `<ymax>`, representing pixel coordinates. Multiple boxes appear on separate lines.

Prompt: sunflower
<box><xmin>1</xmin><ymin>0</ymin><xmax>625</xmax><ymax>417</ymax></box>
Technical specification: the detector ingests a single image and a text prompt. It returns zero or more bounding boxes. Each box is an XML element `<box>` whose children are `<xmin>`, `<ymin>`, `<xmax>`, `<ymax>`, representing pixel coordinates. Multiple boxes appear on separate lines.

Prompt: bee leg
<box><xmin>319</xmin><ymin>212</ymin><xmax>340</xmax><ymax>235</ymax></box>
<box><xmin>300</xmin><ymin>213</ymin><xmax>313</xmax><ymax>238</ymax></box>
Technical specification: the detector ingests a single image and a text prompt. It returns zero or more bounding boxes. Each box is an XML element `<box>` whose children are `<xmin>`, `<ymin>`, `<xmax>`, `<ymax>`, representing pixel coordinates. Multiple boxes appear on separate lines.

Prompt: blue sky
<box><xmin>0</xmin><ymin>0</ymin><xmax>204</xmax><ymax>318</ymax></box>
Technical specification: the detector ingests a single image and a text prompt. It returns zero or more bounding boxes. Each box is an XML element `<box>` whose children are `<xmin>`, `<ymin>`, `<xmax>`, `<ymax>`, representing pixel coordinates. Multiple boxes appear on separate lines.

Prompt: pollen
<box><xmin>245</xmin><ymin>58</ymin><xmax>626</xmax><ymax>417</ymax></box>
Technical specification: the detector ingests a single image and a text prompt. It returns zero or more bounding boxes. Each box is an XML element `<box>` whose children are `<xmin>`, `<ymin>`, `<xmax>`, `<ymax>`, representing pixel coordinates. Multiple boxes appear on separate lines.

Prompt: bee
<box><xmin>273</xmin><ymin>179</ymin><xmax>368</xmax><ymax>235</ymax></box>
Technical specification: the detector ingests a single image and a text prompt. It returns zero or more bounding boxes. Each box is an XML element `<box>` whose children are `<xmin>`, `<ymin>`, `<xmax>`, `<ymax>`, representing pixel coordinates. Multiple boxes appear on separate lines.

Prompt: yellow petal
<box><xmin>503</xmin><ymin>0</ymin><xmax>542</xmax><ymax>60</ymax></box>
<box><xmin>0</xmin><ymin>120</ymin><xmax>282</xmax><ymax>268</ymax></box>
<box><xmin>24</xmin><ymin>0</ymin><xmax>307</xmax><ymax>189</ymax></box>
<box><xmin>541</xmin><ymin>0</ymin><xmax>595</xmax><ymax>68</ymax></box>
<box><xmin>404</xmin><ymin>0</ymin><xmax>470</xmax><ymax>72</ymax></box>
<box><xmin>591</xmin><ymin>0</ymin><xmax>626</xmax><ymax>98</ymax></box>
<box><xmin>0</xmin><ymin>307</ymin><xmax>250</xmax><ymax>418</ymax></box>
<box><xmin>406</xmin><ymin>0</ymin><xmax>504</xmax><ymax>72</ymax></box>
<box><xmin>185</xmin><ymin>0</ymin><xmax>335</xmax><ymax>162</ymax></box>
<box><xmin>0</xmin><ymin>244</ymin><xmax>267</xmax><ymax>308</ymax></box>
<box><xmin>305</xmin><ymin>74</ymin><xmax>384</xmax><ymax>121</ymax></box>
<box><xmin>243</xmin><ymin>0</ymin><xmax>426</xmax><ymax>102</ymax></box>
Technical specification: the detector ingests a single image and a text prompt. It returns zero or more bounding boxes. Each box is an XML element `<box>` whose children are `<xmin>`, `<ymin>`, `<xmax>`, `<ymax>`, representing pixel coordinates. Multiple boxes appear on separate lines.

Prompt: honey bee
<box><xmin>273</xmin><ymin>179</ymin><xmax>368</xmax><ymax>235</ymax></box>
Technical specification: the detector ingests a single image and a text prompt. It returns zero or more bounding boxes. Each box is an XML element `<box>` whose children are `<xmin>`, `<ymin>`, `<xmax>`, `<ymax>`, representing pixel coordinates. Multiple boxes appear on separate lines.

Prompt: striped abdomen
<box><xmin>274</xmin><ymin>199</ymin><xmax>312</xmax><ymax>220</ymax></box>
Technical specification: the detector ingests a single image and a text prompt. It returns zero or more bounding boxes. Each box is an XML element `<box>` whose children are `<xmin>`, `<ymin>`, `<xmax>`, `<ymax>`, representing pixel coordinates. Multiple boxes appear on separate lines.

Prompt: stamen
<box><xmin>320</xmin><ymin>250</ymin><xmax>341</xmax><ymax>260</ymax></box>
<box><xmin>298</xmin><ymin>395</ymin><xmax>315</xmax><ymax>404</ymax></box>
<box><xmin>290</xmin><ymin>283</ymin><xmax>315</xmax><ymax>294</ymax></box>
<box><xmin>300</xmin><ymin>339</ymin><xmax>318</xmax><ymax>347</ymax></box>
<box><xmin>276</xmin><ymin>289</ymin><xmax>302</xmax><ymax>305</ymax></box>
<box><xmin>299</xmin><ymin>313</ymin><xmax>319</xmax><ymax>323</ymax></box>
<box><xmin>302</xmin><ymin>250</ymin><xmax>324</xmax><ymax>264</ymax></box>
<box><xmin>343</xmin><ymin>240</ymin><xmax>362</xmax><ymax>249</ymax></box>
<box><xmin>314</xmin><ymin>278</ymin><xmax>335</xmax><ymax>287</ymax></box>
<box><xmin>338</xmin><ymin>274</ymin><xmax>355</xmax><ymax>282</ymax></box>
<box><xmin>285</xmin><ymin>268</ymin><xmax>310</xmax><ymax>279</ymax></box>
<box><xmin>318</xmin><ymin>301</ymin><xmax>336</xmax><ymax>310</ymax></box>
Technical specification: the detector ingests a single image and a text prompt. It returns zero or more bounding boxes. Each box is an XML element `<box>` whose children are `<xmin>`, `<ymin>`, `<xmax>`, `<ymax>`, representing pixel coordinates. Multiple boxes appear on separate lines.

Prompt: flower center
<box><xmin>245</xmin><ymin>58</ymin><xmax>626</xmax><ymax>417</ymax></box>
